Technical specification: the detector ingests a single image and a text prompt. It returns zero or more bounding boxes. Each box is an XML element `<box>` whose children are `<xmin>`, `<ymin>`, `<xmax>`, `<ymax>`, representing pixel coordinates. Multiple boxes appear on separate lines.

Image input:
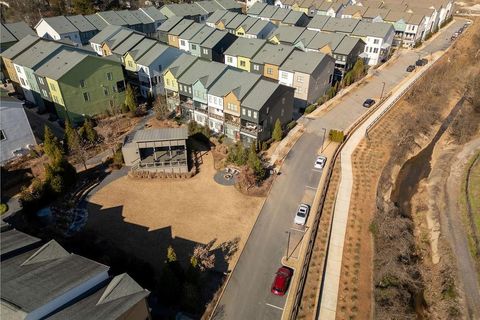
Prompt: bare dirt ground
<box><xmin>335</xmin><ymin>18</ymin><xmax>480</xmax><ymax>320</ymax></box>
<box><xmin>87</xmin><ymin>151</ymin><xmax>264</xmax><ymax>271</ymax></box>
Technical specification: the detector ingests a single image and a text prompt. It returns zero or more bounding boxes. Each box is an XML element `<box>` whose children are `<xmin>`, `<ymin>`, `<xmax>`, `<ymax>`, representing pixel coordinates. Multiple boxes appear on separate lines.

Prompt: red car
<box><xmin>271</xmin><ymin>266</ymin><xmax>293</xmax><ymax>296</ymax></box>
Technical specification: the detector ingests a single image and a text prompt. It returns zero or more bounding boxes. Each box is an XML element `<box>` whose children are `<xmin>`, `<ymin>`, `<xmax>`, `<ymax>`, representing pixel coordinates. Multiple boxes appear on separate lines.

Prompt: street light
<box><xmin>380</xmin><ymin>81</ymin><xmax>386</xmax><ymax>101</ymax></box>
<box><xmin>285</xmin><ymin>231</ymin><xmax>291</xmax><ymax>261</ymax></box>
<box><xmin>321</xmin><ymin>127</ymin><xmax>327</xmax><ymax>153</ymax></box>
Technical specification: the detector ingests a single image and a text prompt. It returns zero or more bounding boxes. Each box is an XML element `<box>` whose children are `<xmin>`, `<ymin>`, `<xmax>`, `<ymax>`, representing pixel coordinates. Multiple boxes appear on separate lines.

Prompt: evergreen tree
<box><xmin>352</xmin><ymin>59</ymin><xmax>365</xmax><ymax>81</ymax></box>
<box><xmin>272</xmin><ymin>119</ymin><xmax>283</xmax><ymax>142</ymax></box>
<box><xmin>65</xmin><ymin>120</ymin><xmax>80</xmax><ymax>154</ymax></box>
<box><xmin>82</xmin><ymin>118</ymin><xmax>98</xmax><ymax>144</ymax></box>
<box><xmin>247</xmin><ymin>143</ymin><xmax>265</xmax><ymax>180</ymax></box>
<box><xmin>43</xmin><ymin>126</ymin><xmax>63</xmax><ymax>162</ymax></box>
<box><xmin>124</xmin><ymin>84</ymin><xmax>137</xmax><ymax>113</ymax></box>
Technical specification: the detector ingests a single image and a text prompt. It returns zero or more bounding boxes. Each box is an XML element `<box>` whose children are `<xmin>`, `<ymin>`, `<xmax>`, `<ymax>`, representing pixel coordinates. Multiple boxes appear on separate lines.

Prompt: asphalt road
<box><xmin>213</xmin><ymin>19</ymin><xmax>466</xmax><ymax>320</ymax></box>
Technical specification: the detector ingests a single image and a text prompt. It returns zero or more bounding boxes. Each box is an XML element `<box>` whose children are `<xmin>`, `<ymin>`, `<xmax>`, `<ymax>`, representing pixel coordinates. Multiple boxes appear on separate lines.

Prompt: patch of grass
<box><xmin>0</xmin><ymin>203</ymin><xmax>8</xmax><ymax>215</ymax></box>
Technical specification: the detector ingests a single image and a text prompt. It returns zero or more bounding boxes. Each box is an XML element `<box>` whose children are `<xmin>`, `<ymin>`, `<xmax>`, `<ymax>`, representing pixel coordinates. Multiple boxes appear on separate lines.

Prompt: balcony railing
<box><xmin>225</xmin><ymin>117</ymin><xmax>240</xmax><ymax>126</ymax></box>
<box><xmin>137</xmin><ymin>159</ymin><xmax>187</xmax><ymax>169</ymax></box>
<box><xmin>209</xmin><ymin>112</ymin><xmax>224</xmax><ymax>121</ymax></box>
<box><xmin>195</xmin><ymin>108</ymin><xmax>208</xmax><ymax>115</ymax></box>
<box><xmin>240</xmin><ymin>123</ymin><xmax>262</xmax><ymax>135</ymax></box>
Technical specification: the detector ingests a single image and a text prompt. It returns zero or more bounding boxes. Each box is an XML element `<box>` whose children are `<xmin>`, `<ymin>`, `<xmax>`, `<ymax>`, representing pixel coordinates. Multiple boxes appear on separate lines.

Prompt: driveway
<box><xmin>213</xmin><ymin>19</ymin><xmax>466</xmax><ymax>320</ymax></box>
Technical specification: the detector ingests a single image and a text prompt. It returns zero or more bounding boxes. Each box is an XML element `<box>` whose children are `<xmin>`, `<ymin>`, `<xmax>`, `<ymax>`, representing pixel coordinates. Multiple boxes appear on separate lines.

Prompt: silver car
<box><xmin>294</xmin><ymin>204</ymin><xmax>310</xmax><ymax>225</ymax></box>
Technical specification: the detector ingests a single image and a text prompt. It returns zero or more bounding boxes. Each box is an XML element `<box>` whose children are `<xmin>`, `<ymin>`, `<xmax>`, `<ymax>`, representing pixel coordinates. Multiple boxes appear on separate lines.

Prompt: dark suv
<box><xmin>415</xmin><ymin>58</ymin><xmax>428</xmax><ymax>66</ymax></box>
<box><xmin>406</xmin><ymin>65</ymin><xmax>416</xmax><ymax>72</ymax></box>
<box><xmin>363</xmin><ymin>98</ymin><xmax>375</xmax><ymax>108</ymax></box>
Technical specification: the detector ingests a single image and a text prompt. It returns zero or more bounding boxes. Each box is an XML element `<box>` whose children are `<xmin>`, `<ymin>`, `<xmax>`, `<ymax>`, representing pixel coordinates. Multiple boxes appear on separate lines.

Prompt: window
<box><xmin>15</xmin><ymin>66</ymin><xmax>21</xmax><ymax>73</ymax></box>
<box><xmin>107</xmin><ymin>72</ymin><xmax>113</xmax><ymax>81</ymax></box>
<box><xmin>53</xmin><ymin>96</ymin><xmax>59</xmax><ymax>103</ymax></box>
<box><xmin>373</xmin><ymin>48</ymin><xmax>379</xmax><ymax>53</ymax></box>
<box><xmin>282</xmin><ymin>97</ymin><xmax>286</xmax><ymax>104</ymax></box>
<box><xmin>227</xmin><ymin>57</ymin><xmax>233</xmax><ymax>63</ymax></box>
<box><xmin>253</xmin><ymin>65</ymin><xmax>260</xmax><ymax>71</ymax></box>
<box><xmin>188</xmin><ymin>87</ymin><xmax>191</xmax><ymax>94</ymax></box>
<box><xmin>281</xmin><ymin>72</ymin><xmax>288</xmax><ymax>79</ymax></box>
<box><xmin>103</xmin><ymin>87</ymin><xmax>109</xmax><ymax>96</ymax></box>
<box><xmin>242</xmin><ymin>108</ymin><xmax>246</xmax><ymax>115</ymax></box>
<box><xmin>166</xmin><ymin>79</ymin><xmax>171</xmax><ymax>86</ymax></box>
<box><xmin>253</xmin><ymin>111</ymin><xmax>257</xmax><ymax>119</ymax></box>
<box><xmin>240</xmin><ymin>60</ymin><xmax>246</xmax><ymax>67</ymax></box>
<box><xmin>38</xmin><ymin>77</ymin><xmax>44</xmax><ymax>85</ymax></box>
<box><xmin>112</xmin><ymin>84</ymin><xmax>117</xmax><ymax>93</ymax></box>
<box><xmin>158</xmin><ymin>65</ymin><xmax>162</xmax><ymax>71</ymax></box>
<box><xmin>80</xmin><ymin>80</ymin><xmax>86</xmax><ymax>88</ymax></box>
<box><xmin>128</xmin><ymin>61</ymin><xmax>133</xmax><ymax>68</ymax></box>
<box><xmin>42</xmin><ymin>89</ymin><xmax>48</xmax><ymax>97</ymax></box>
<box><xmin>117</xmin><ymin>81</ymin><xmax>125</xmax><ymax>92</ymax></box>
<box><xmin>191</xmin><ymin>44</ymin><xmax>197</xmax><ymax>50</ymax></box>
<box><xmin>83</xmin><ymin>92</ymin><xmax>90</xmax><ymax>102</ymax></box>
<box><xmin>20</xmin><ymin>78</ymin><xmax>26</xmax><ymax>86</ymax></box>
<box><xmin>0</xmin><ymin>129</ymin><xmax>5</xmax><ymax>141</ymax></box>
<box><xmin>373</xmin><ymin>39</ymin><xmax>379</xmax><ymax>44</ymax></box>
<box><xmin>267</xmin><ymin>68</ymin><xmax>273</xmax><ymax>75</ymax></box>
<box><xmin>247</xmin><ymin>110</ymin><xmax>251</xmax><ymax>117</ymax></box>
<box><xmin>296</xmin><ymin>75</ymin><xmax>303</xmax><ymax>83</ymax></box>
<box><xmin>180</xmin><ymin>40</ymin><xmax>186</xmax><ymax>46</ymax></box>
<box><xmin>202</xmin><ymin>48</ymin><xmax>208</xmax><ymax>55</ymax></box>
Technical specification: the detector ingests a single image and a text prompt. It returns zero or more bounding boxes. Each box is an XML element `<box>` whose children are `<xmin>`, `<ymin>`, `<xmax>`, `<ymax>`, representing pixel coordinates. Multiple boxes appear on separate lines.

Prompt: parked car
<box><xmin>271</xmin><ymin>266</ymin><xmax>293</xmax><ymax>296</ymax></box>
<box><xmin>363</xmin><ymin>98</ymin><xmax>376</xmax><ymax>108</ymax></box>
<box><xmin>314</xmin><ymin>155</ymin><xmax>327</xmax><ymax>169</ymax></box>
<box><xmin>294</xmin><ymin>203</ymin><xmax>310</xmax><ymax>225</ymax></box>
<box><xmin>415</xmin><ymin>58</ymin><xmax>428</xmax><ymax>66</ymax></box>
<box><xmin>406</xmin><ymin>65</ymin><xmax>416</xmax><ymax>72</ymax></box>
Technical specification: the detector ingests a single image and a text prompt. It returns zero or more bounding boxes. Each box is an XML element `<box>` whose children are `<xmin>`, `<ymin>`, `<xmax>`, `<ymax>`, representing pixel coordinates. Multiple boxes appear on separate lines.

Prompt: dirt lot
<box><xmin>335</xmin><ymin>18</ymin><xmax>480</xmax><ymax>320</ymax></box>
<box><xmin>86</xmin><ymin>151</ymin><xmax>264</xmax><ymax>271</ymax></box>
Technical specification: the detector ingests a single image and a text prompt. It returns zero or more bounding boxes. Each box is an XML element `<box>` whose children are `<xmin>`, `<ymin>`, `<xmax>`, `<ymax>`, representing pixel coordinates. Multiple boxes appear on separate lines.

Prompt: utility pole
<box><xmin>380</xmin><ymin>81</ymin><xmax>386</xmax><ymax>101</ymax></box>
<box><xmin>321</xmin><ymin>128</ymin><xmax>327</xmax><ymax>153</ymax></box>
<box><xmin>285</xmin><ymin>231</ymin><xmax>291</xmax><ymax>261</ymax></box>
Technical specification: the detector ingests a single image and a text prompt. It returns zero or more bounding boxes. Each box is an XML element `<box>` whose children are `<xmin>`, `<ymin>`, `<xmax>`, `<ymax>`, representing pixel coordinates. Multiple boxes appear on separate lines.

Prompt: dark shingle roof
<box><xmin>112</xmin><ymin>33</ymin><xmax>145</xmax><ymax>55</ymax></box>
<box><xmin>168</xmin><ymin>19</ymin><xmax>194</xmax><ymax>36</ymax></box>
<box><xmin>13</xmin><ymin>40</ymin><xmax>64</xmax><ymax>69</ymax></box>
<box><xmin>190</xmin><ymin>25</ymin><xmax>216</xmax><ymax>44</ymax></box>
<box><xmin>242</xmin><ymin>79</ymin><xmax>280</xmax><ymax>111</ymax></box>
<box><xmin>157</xmin><ymin>16</ymin><xmax>183</xmax><ymax>32</ymax></box>
<box><xmin>0</xmin><ymin>24</ymin><xmax>16</xmax><ymax>44</ymax></box>
<box><xmin>280</xmin><ymin>50</ymin><xmax>329</xmax><ymax>74</ymax></box>
<box><xmin>3</xmin><ymin>21</ymin><xmax>35</xmax><ymax>41</ymax></box>
<box><xmin>97</xmin><ymin>11</ymin><xmax>128</xmax><ymax>26</ymax></box>
<box><xmin>322</xmin><ymin>17</ymin><xmax>360</xmax><ymax>33</ymax></box>
<box><xmin>178</xmin><ymin>59</ymin><xmax>228</xmax><ymax>87</ymax></box>
<box><xmin>206</xmin><ymin>10</ymin><xmax>229</xmax><ymax>24</ymax></box>
<box><xmin>251</xmin><ymin>43</ymin><xmax>294</xmax><ymax>66</ymax></box>
<box><xmin>39</xmin><ymin>16</ymin><xmax>78</xmax><ymax>34</ymax></box>
<box><xmin>131</xmin><ymin>9</ymin><xmax>155</xmax><ymax>24</ymax></box>
<box><xmin>248</xmin><ymin>2</ymin><xmax>268</xmax><ymax>15</ymax></box>
<box><xmin>208</xmin><ymin>69</ymin><xmax>261</xmax><ymax>99</ymax></box>
<box><xmin>0</xmin><ymin>229</ymin><xmax>41</xmax><ymax>259</ymax></box>
<box><xmin>66</xmin><ymin>15</ymin><xmax>97</xmax><ymax>32</ymax></box>
<box><xmin>140</xmin><ymin>6</ymin><xmax>167</xmax><ymax>22</ymax></box>
<box><xmin>270</xmin><ymin>25</ymin><xmax>305</xmax><ymax>44</ymax></box>
<box><xmin>224</xmin><ymin>37</ymin><xmax>266</xmax><ymax>58</ymax></box>
<box><xmin>1</xmin><ymin>35</ymin><xmax>40</xmax><ymax>59</ymax></box>
<box><xmin>271</xmin><ymin>7</ymin><xmax>290</xmax><ymax>21</ymax></box>
<box><xmin>179</xmin><ymin>22</ymin><xmax>204</xmax><ymax>40</ymax></box>
<box><xmin>165</xmin><ymin>54</ymin><xmax>197</xmax><ymax>77</ymax></box>
<box><xmin>132</xmin><ymin>127</ymin><xmax>188</xmax><ymax>142</ymax></box>
<box><xmin>89</xmin><ymin>25</ymin><xmax>123</xmax><ymax>44</ymax></box>
<box><xmin>116</xmin><ymin>10</ymin><xmax>142</xmax><ymax>26</ymax></box>
<box><xmin>84</xmin><ymin>14</ymin><xmax>109</xmax><ymax>30</ymax></box>
<box><xmin>126</xmin><ymin>38</ymin><xmax>157</xmax><ymax>60</ymax></box>
<box><xmin>200</xmin><ymin>29</ymin><xmax>230</xmax><ymax>49</ymax></box>
<box><xmin>35</xmin><ymin>50</ymin><xmax>89</xmax><ymax>80</ymax></box>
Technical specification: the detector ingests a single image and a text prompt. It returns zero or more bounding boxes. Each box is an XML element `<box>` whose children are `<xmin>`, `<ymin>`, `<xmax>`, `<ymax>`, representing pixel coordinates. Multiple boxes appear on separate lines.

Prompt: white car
<box><xmin>314</xmin><ymin>155</ymin><xmax>327</xmax><ymax>169</ymax></box>
<box><xmin>294</xmin><ymin>204</ymin><xmax>310</xmax><ymax>225</ymax></box>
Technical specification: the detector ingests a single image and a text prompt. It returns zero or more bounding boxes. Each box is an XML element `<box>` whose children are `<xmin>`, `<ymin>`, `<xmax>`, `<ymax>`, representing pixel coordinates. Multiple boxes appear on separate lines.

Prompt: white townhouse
<box><xmin>89</xmin><ymin>25</ymin><xmax>123</xmax><ymax>55</ymax></box>
<box><xmin>404</xmin><ymin>14</ymin><xmax>426</xmax><ymax>46</ymax></box>
<box><xmin>178</xmin><ymin>22</ymin><xmax>204</xmax><ymax>52</ymax></box>
<box><xmin>224</xmin><ymin>53</ymin><xmax>238</xmax><ymax>68</ymax></box>
<box><xmin>352</xmin><ymin>21</ymin><xmax>394</xmax><ymax>65</ymax></box>
<box><xmin>35</xmin><ymin>16</ymin><xmax>82</xmax><ymax>45</ymax></box>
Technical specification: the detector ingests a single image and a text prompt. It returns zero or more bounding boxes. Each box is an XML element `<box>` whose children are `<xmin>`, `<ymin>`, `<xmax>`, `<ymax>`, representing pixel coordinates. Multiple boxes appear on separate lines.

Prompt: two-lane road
<box><xmin>213</xmin><ymin>19</ymin><xmax>466</xmax><ymax>320</ymax></box>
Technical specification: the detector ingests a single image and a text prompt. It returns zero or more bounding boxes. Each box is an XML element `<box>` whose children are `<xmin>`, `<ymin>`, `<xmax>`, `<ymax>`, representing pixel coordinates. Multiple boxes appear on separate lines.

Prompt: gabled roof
<box><xmin>0</xmin><ymin>24</ymin><xmax>16</xmax><ymax>44</ymax></box>
<box><xmin>112</xmin><ymin>33</ymin><xmax>145</xmax><ymax>55</ymax></box>
<box><xmin>407</xmin><ymin>13</ymin><xmax>425</xmax><ymax>25</ymax></box>
<box><xmin>178</xmin><ymin>59</ymin><xmax>228</xmax><ymax>86</ymax></box>
<box><xmin>168</xmin><ymin>19</ymin><xmax>194</xmax><ymax>36</ymax></box>
<box><xmin>104</xmin><ymin>29</ymin><xmax>135</xmax><ymax>49</ymax></box>
<box><xmin>126</xmin><ymin>38</ymin><xmax>157</xmax><ymax>60</ymax></box>
<box><xmin>247</xmin><ymin>19</ymin><xmax>274</xmax><ymax>36</ymax></box>
<box><xmin>271</xmin><ymin>7</ymin><xmax>290</xmax><ymax>21</ymax></box>
<box><xmin>89</xmin><ymin>25</ymin><xmax>123</xmax><ymax>44</ymax></box>
<box><xmin>84</xmin><ymin>14</ymin><xmax>109</xmax><ymax>30</ymax></box>
<box><xmin>316</xmin><ymin>1</ymin><xmax>334</xmax><ymax>12</ymax></box>
<box><xmin>0</xmin><ymin>229</ymin><xmax>41</xmax><ymax>259</ymax></box>
<box><xmin>225</xmin><ymin>14</ymin><xmax>248</xmax><ymax>30</ymax></box>
<box><xmin>164</xmin><ymin>54</ymin><xmax>197</xmax><ymax>77</ymax></box>
<box><xmin>208</xmin><ymin>69</ymin><xmax>261</xmax><ymax>99</ymax></box>
<box><xmin>322</xmin><ymin>17</ymin><xmax>360</xmax><ymax>33</ymax></box>
<box><xmin>214</xmin><ymin>0</ymin><xmax>242</xmax><ymax>10</ymax></box>
<box><xmin>383</xmin><ymin>10</ymin><xmax>410</xmax><ymax>23</ymax></box>
<box><xmin>179</xmin><ymin>22</ymin><xmax>205</xmax><ymax>40</ymax></box>
<box><xmin>1</xmin><ymin>34</ymin><xmax>40</xmax><ymax>59</ymax></box>
<box><xmin>258</xmin><ymin>5</ymin><xmax>279</xmax><ymax>19</ymax></box>
<box><xmin>307</xmin><ymin>15</ymin><xmax>330</xmax><ymax>30</ymax></box>
<box><xmin>136</xmin><ymin>42</ymin><xmax>171</xmax><ymax>66</ymax></box>
<box><xmin>140</xmin><ymin>6</ymin><xmax>167</xmax><ymax>22</ymax></box>
<box><xmin>363</xmin><ymin>7</ymin><xmax>390</xmax><ymax>19</ymax></box>
<box><xmin>282</xmin><ymin>10</ymin><xmax>307</xmax><ymax>25</ymax></box>
<box><xmin>342</xmin><ymin>5</ymin><xmax>368</xmax><ymax>16</ymax></box>
<box><xmin>252</xmin><ymin>43</ymin><xmax>294</xmax><ymax>66</ymax></box>
<box><xmin>242</xmin><ymin>79</ymin><xmax>281</xmax><ymax>111</ymax></box>
<box><xmin>38</xmin><ymin>16</ymin><xmax>78</xmax><ymax>34</ymax></box>
<box><xmin>13</xmin><ymin>40</ymin><xmax>64</xmax><ymax>69</ymax></box>
<box><xmin>306</xmin><ymin>31</ymin><xmax>345</xmax><ymax>51</ymax></box>
<box><xmin>299</xmin><ymin>0</ymin><xmax>316</xmax><ymax>9</ymax></box>
<box><xmin>206</xmin><ymin>9</ymin><xmax>229</xmax><ymax>24</ymax></box>
<box><xmin>270</xmin><ymin>25</ymin><xmax>305</xmax><ymax>44</ymax></box>
<box><xmin>200</xmin><ymin>29</ymin><xmax>230</xmax><ymax>49</ymax></box>
<box><xmin>335</xmin><ymin>36</ymin><xmax>364</xmax><ymax>55</ymax></box>
<box><xmin>66</xmin><ymin>15</ymin><xmax>97</xmax><ymax>33</ymax></box>
<box><xmin>280</xmin><ymin>50</ymin><xmax>329</xmax><ymax>74</ymax></box>
<box><xmin>238</xmin><ymin>16</ymin><xmax>260</xmax><ymax>32</ymax></box>
<box><xmin>295</xmin><ymin>29</ymin><xmax>318</xmax><ymax>46</ymax></box>
<box><xmin>116</xmin><ymin>10</ymin><xmax>142</xmax><ymax>26</ymax></box>
<box><xmin>224</xmin><ymin>37</ymin><xmax>266</xmax><ymax>58</ymax></box>
<box><xmin>352</xmin><ymin>21</ymin><xmax>394</xmax><ymax>38</ymax></box>
<box><xmin>196</xmin><ymin>0</ymin><xmax>223</xmax><ymax>13</ymax></box>
<box><xmin>329</xmin><ymin>2</ymin><xmax>343</xmax><ymax>12</ymax></box>
<box><xmin>96</xmin><ymin>11</ymin><xmax>128</xmax><ymax>26</ymax></box>
<box><xmin>189</xmin><ymin>25</ymin><xmax>216</xmax><ymax>46</ymax></box>
<box><xmin>161</xmin><ymin>3</ymin><xmax>207</xmax><ymax>17</ymax></box>
<box><xmin>48</xmin><ymin>273</ymin><xmax>149</xmax><ymax>320</ymax></box>
<box><xmin>1</xmin><ymin>240</ymin><xmax>109</xmax><ymax>314</ymax></box>
<box><xmin>35</xmin><ymin>50</ymin><xmax>89</xmax><ymax>80</ymax></box>
<box><xmin>157</xmin><ymin>16</ymin><xmax>183</xmax><ymax>32</ymax></box>
<box><xmin>248</xmin><ymin>2</ymin><xmax>268</xmax><ymax>15</ymax></box>
<box><xmin>3</xmin><ymin>21</ymin><xmax>35</xmax><ymax>41</ymax></box>
<box><xmin>131</xmin><ymin>9</ymin><xmax>155</xmax><ymax>24</ymax></box>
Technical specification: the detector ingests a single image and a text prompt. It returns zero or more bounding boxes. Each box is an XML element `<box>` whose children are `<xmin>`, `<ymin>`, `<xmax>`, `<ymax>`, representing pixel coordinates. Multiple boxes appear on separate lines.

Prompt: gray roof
<box><xmin>48</xmin><ymin>274</ymin><xmax>149</xmax><ymax>320</ymax></box>
<box><xmin>282</xmin><ymin>11</ymin><xmax>306</xmax><ymax>25</ymax></box>
<box><xmin>132</xmin><ymin>127</ymin><xmax>188</xmax><ymax>142</ymax></box>
<box><xmin>178</xmin><ymin>59</ymin><xmax>228</xmax><ymax>87</ymax></box>
<box><xmin>136</xmin><ymin>42</ymin><xmax>171</xmax><ymax>66</ymax></box>
<box><xmin>3</xmin><ymin>21</ymin><xmax>35</xmax><ymax>41</ymax></box>
<box><xmin>179</xmin><ymin>22</ymin><xmax>204</xmax><ymax>40</ymax></box>
<box><xmin>214</xmin><ymin>0</ymin><xmax>242</xmax><ymax>10</ymax></box>
<box><xmin>247</xmin><ymin>19</ymin><xmax>273</xmax><ymax>36</ymax></box>
<box><xmin>238</xmin><ymin>17</ymin><xmax>260</xmax><ymax>32</ymax></box>
<box><xmin>295</xmin><ymin>29</ymin><xmax>318</xmax><ymax>46</ymax></box>
<box><xmin>165</xmin><ymin>54</ymin><xmax>197</xmax><ymax>77</ymax></box>
<box><xmin>13</xmin><ymin>40</ymin><xmax>64</xmax><ymax>69</ymax></box>
<box><xmin>116</xmin><ymin>10</ymin><xmax>142</xmax><ymax>26</ymax></box>
<box><xmin>131</xmin><ymin>9</ymin><xmax>155</xmax><ymax>24</ymax></box>
<box><xmin>208</xmin><ymin>69</ymin><xmax>261</xmax><ymax>99</ymax></box>
<box><xmin>89</xmin><ymin>25</ymin><xmax>123</xmax><ymax>44</ymax></box>
<box><xmin>342</xmin><ymin>5</ymin><xmax>368</xmax><ymax>16</ymax></box>
<box><xmin>66</xmin><ymin>15</ymin><xmax>97</xmax><ymax>33</ymax></box>
<box><xmin>335</xmin><ymin>36</ymin><xmax>363</xmax><ymax>55</ymax></box>
<box><xmin>225</xmin><ymin>14</ymin><xmax>248</xmax><ymax>30</ymax></box>
<box><xmin>200</xmin><ymin>29</ymin><xmax>230</xmax><ymax>49</ymax></box>
<box><xmin>112</xmin><ymin>33</ymin><xmax>145</xmax><ymax>55</ymax></box>
<box><xmin>352</xmin><ymin>21</ymin><xmax>393</xmax><ymax>38</ymax></box>
<box><xmin>189</xmin><ymin>25</ymin><xmax>216</xmax><ymax>44</ymax></box>
<box><xmin>270</xmin><ymin>25</ymin><xmax>305</xmax><ymax>44</ymax></box>
<box><xmin>306</xmin><ymin>31</ymin><xmax>345</xmax><ymax>51</ymax></box>
<box><xmin>126</xmin><ymin>38</ymin><xmax>157</xmax><ymax>60</ymax></box>
<box><xmin>104</xmin><ymin>29</ymin><xmax>135</xmax><ymax>49</ymax></box>
<box><xmin>322</xmin><ymin>17</ymin><xmax>360</xmax><ymax>33</ymax></box>
<box><xmin>39</xmin><ymin>16</ymin><xmax>78</xmax><ymax>34</ymax></box>
<box><xmin>248</xmin><ymin>2</ymin><xmax>268</xmax><ymax>15</ymax></box>
<box><xmin>140</xmin><ymin>6</ymin><xmax>167</xmax><ymax>22</ymax></box>
<box><xmin>271</xmin><ymin>7</ymin><xmax>290</xmax><ymax>21</ymax></box>
<box><xmin>0</xmin><ymin>229</ymin><xmax>41</xmax><ymax>258</ymax></box>
<box><xmin>307</xmin><ymin>15</ymin><xmax>330</xmax><ymax>30</ymax></box>
<box><xmin>1</xmin><ymin>35</ymin><xmax>40</xmax><ymax>59</ymax></box>
<box><xmin>363</xmin><ymin>7</ymin><xmax>390</xmax><ymax>19</ymax></box>
<box><xmin>1</xmin><ymin>240</ymin><xmax>109</xmax><ymax>313</ymax></box>
<box><xmin>258</xmin><ymin>5</ymin><xmax>278</xmax><ymax>19</ymax></box>
<box><xmin>224</xmin><ymin>37</ymin><xmax>266</xmax><ymax>58</ymax></box>
<box><xmin>196</xmin><ymin>0</ymin><xmax>223</xmax><ymax>13</ymax></box>
<box><xmin>280</xmin><ymin>50</ymin><xmax>329</xmax><ymax>74</ymax></box>
<box><xmin>157</xmin><ymin>16</ymin><xmax>183</xmax><ymax>32</ymax></box>
<box><xmin>206</xmin><ymin>10</ymin><xmax>229</xmax><ymax>24</ymax></box>
<box><xmin>168</xmin><ymin>19</ymin><xmax>194</xmax><ymax>36</ymax></box>
<box><xmin>35</xmin><ymin>50</ymin><xmax>89</xmax><ymax>80</ymax></box>
<box><xmin>217</xmin><ymin>11</ymin><xmax>238</xmax><ymax>26</ymax></box>
<box><xmin>161</xmin><ymin>3</ymin><xmax>207</xmax><ymax>17</ymax></box>
<box><xmin>251</xmin><ymin>43</ymin><xmax>294</xmax><ymax>65</ymax></box>
<box><xmin>0</xmin><ymin>24</ymin><xmax>16</xmax><ymax>44</ymax></box>
<box><xmin>97</xmin><ymin>11</ymin><xmax>128</xmax><ymax>26</ymax></box>
<box><xmin>84</xmin><ymin>14</ymin><xmax>109</xmax><ymax>30</ymax></box>
<box><xmin>242</xmin><ymin>79</ymin><xmax>280</xmax><ymax>111</ymax></box>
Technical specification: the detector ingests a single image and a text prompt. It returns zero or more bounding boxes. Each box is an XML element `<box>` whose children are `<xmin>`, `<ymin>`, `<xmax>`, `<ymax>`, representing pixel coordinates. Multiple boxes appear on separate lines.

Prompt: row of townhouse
<box><xmin>0</xmin><ymin>21</ymin><xmax>35</xmax><ymax>52</ymax></box>
<box><xmin>273</xmin><ymin>0</ymin><xmax>350</xmax><ymax>17</ymax></box>
<box><xmin>205</xmin><ymin>10</ymin><xmax>279</xmax><ymax>38</ymax></box>
<box><xmin>1</xmin><ymin>35</ymin><xmax>126</xmax><ymax>124</ymax></box>
<box><xmin>159</xmin><ymin>0</ymin><xmax>242</xmax><ymax>22</ymax></box>
<box><xmin>162</xmin><ymin>55</ymin><xmax>295</xmax><ymax>144</ymax></box>
<box><xmin>1</xmin><ymin>226</ymin><xmax>150</xmax><ymax>320</ymax></box>
<box><xmin>247</xmin><ymin>4</ymin><xmax>311</xmax><ymax>27</ymax></box>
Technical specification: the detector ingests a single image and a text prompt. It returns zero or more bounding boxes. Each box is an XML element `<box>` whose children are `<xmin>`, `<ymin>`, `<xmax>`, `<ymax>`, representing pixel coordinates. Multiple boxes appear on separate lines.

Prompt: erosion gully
<box><xmin>390</xmin><ymin>96</ymin><xmax>465</xmax><ymax>318</ymax></box>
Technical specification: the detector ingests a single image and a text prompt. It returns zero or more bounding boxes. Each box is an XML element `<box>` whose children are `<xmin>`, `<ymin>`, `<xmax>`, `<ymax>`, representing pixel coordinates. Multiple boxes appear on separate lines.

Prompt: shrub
<box><xmin>272</xmin><ymin>119</ymin><xmax>283</xmax><ymax>142</ymax></box>
<box><xmin>305</xmin><ymin>104</ymin><xmax>317</xmax><ymax>114</ymax></box>
<box><xmin>0</xmin><ymin>203</ymin><xmax>8</xmax><ymax>215</ymax></box>
<box><xmin>113</xmin><ymin>149</ymin><xmax>124</xmax><ymax>169</ymax></box>
<box><xmin>261</xmin><ymin>141</ymin><xmax>269</xmax><ymax>151</ymax></box>
<box><xmin>329</xmin><ymin>129</ymin><xmax>345</xmax><ymax>142</ymax></box>
<box><xmin>286</xmin><ymin>120</ymin><xmax>297</xmax><ymax>131</ymax></box>
<box><xmin>227</xmin><ymin>143</ymin><xmax>248</xmax><ymax>165</ymax></box>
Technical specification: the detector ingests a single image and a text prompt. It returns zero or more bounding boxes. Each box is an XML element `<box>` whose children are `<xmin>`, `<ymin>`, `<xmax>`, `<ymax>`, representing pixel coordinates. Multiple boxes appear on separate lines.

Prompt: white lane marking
<box><xmin>265</xmin><ymin>303</ymin><xmax>284</xmax><ymax>311</ymax></box>
<box><xmin>312</xmin><ymin>169</ymin><xmax>323</xmax><ymax>173</ymax></box>
<box><xmin>290</xmin><ymin>227</ymin><xmax>306</xmax><ymax>233</ymax></box>
<box><xmin>306</xmin><ymin>185</ymin><xmax>317</xmax><ymax>190</ymax></box>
